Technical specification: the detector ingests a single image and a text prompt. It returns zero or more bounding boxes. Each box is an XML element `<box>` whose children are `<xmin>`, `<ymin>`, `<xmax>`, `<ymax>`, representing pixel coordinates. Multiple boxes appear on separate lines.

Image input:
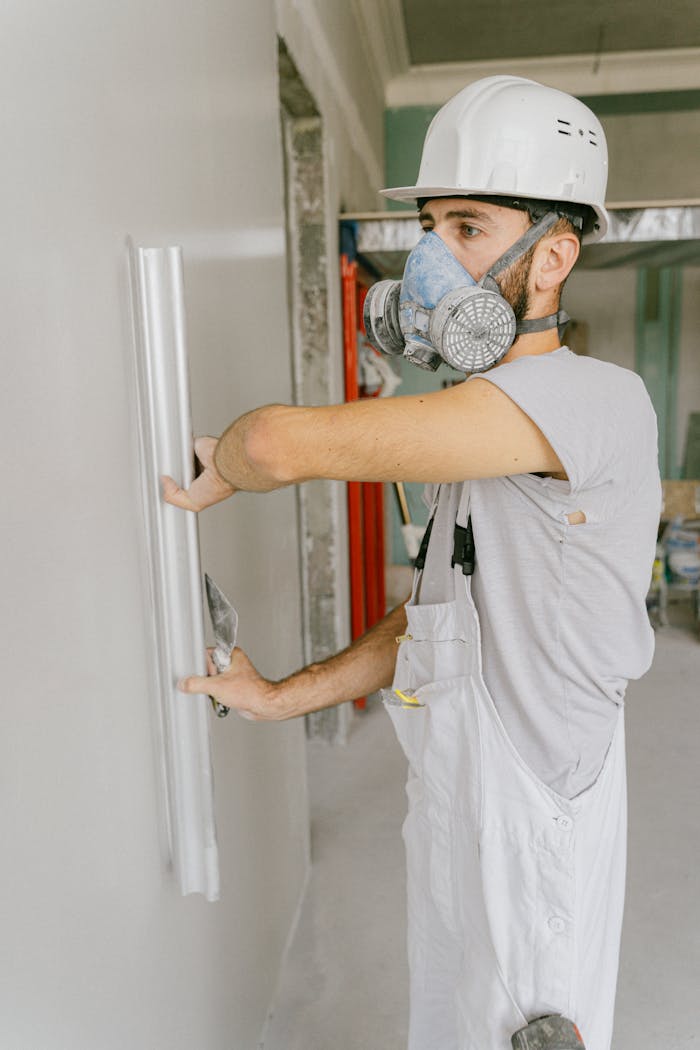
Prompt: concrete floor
<box><xmin>262</xmin><ymin>600</ymin><xmax>700</xmax><ymax>1050</ymax></box>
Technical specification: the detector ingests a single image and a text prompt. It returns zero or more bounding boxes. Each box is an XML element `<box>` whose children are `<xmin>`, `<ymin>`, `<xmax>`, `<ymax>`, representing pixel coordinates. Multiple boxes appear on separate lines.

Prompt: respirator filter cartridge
<box><xmin>430</xmin><ymin>285</ymin><xmax>516</xmax><ymax>373</ymax></box>
<box><xmin>363</xmin><ymin>280</ymin><xmax>403</xmax><ymax>357</ymax></box>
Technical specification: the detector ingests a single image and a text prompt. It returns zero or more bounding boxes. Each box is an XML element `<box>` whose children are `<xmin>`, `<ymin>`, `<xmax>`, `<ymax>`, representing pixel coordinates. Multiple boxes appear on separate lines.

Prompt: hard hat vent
<box><xmin>557</xmin><ymin>118</ymin><xmax>601</xmax><ymax>148</ymax></box>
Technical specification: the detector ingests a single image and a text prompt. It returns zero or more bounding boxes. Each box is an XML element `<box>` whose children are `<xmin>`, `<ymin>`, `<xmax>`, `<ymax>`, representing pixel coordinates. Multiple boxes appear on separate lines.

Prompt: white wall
<box><xmin>603</xmin><ymin>110</ymin><xmax>700</xmax><ymax>203</ymax></box>
<box><xmin>274</xmin><ymin>0</ymin><xmax>385</xmax><ymax>431</ymax></box>
<box><xmin>0</xmin><ymin>2</ymin><xmax>372</xmax><ymax>1046</ymax></box>
<box><xmin>276</xmin><ymin>0</ymin><xmax>385</xmax><ymax>213</ymax></box>
<box><xmin>563</xmin><ymin>268</ymin><xmax>637</xmax><ymax>369</ymax></box>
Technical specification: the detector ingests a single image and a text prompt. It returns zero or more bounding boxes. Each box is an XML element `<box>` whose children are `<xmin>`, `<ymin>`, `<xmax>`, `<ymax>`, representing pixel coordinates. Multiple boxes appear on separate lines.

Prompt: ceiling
<box><xmin>401</xmin><ymin>0</ymin><xmax>700</xmax><ymax>64</ymax></box>
<box><xmin>348</xmin><ymin>1</ymin><xmax>700</xmax><ymax>266</ymax></box>
<box><xmin>352</xmin><ymin>1</ymin><xmax>700</xmax><ymax>108</ymax></box>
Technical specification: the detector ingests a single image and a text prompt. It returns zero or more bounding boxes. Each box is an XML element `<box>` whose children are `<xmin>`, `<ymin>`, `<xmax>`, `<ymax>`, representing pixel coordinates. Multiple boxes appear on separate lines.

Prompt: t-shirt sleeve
<box><xmin>469</xmin><ymin>351</ymin><xmax>655</xmax><ymax>497</ymax></box>
<box><xmin>422</xmin><ymin>482</ymin><xmax>438</xmax><ymax>511</ymax></box>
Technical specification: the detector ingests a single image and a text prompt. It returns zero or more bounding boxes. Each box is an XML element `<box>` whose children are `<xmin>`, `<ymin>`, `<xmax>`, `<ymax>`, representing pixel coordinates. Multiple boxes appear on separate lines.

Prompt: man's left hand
<box><xmin>161</xmin><ymin>436</ymin><xmax>235</xmax><ymax>512</ymax></box>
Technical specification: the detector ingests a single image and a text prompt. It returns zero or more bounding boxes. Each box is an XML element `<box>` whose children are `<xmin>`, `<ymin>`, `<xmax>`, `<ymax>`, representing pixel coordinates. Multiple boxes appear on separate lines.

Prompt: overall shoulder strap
<box><xmin>414</xmin><ymin>484</ymin><xmax>441</xmax><ymax>571</ymax></box>
<box><xmin>452</xmin><ymin>481</ymin><xmax>475</xmax><ymax>576</ymax></box>
<box><xmin>413</xmin><ymin>481</ymin><xmax>475</xmax><ymax>577</ymax></box>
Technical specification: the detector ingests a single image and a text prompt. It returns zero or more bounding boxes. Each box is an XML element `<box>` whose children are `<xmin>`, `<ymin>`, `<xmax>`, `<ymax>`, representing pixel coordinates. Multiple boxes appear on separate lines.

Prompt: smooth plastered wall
<box><xmin>0</xmin><ymin>2</ymin><xmax>346</xmax><ymax>1047</ymax></box>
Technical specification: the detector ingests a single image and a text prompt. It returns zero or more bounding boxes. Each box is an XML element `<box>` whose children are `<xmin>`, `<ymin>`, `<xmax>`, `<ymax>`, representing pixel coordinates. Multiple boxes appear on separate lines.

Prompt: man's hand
<box><xmin>177</xmin><ymin>601</ymin><xmax>409</xmax><ymax>722</ymax></box>
<box><xmin>178</xmin><ymin>647</ymin><xmax>285</xmax><ymax>721</ymax></box>
<box><xmin>161</xmin><ymin>436</ymin><xmax>235</xmax><ymax>512</ymax></box>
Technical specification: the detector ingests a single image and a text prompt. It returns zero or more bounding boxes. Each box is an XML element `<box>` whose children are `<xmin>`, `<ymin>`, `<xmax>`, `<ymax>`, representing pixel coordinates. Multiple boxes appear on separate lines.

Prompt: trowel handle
<box><xmin>209</xmin><ymin>645</ymin><xmax>232</xmax><ymax>718</ymax></box>
<box><xmin>210</xmin><ymin>697</ymin><xmax>229</xmax><ymax>718</ymax></box>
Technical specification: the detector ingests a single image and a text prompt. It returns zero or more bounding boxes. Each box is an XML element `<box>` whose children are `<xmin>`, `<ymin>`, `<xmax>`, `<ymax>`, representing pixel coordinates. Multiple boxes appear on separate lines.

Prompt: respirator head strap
<box><xmin>482</xmin><ymin>212</ymin><xmax>560</xmax><ymax>283</ymax></box>
<box><xmin>516</xmin><ymin>309</ymin><xmax>570</xmax><ymax>340</ymax></box>
<box><xmin>464</xmin><ymin>194</ymin><xmax>590</xmax><ymax>235</ymax></box>
<box><xmin>478</xmin><ymin>213</ymin><xmax>568</xmax><ymax>347</ymax></box>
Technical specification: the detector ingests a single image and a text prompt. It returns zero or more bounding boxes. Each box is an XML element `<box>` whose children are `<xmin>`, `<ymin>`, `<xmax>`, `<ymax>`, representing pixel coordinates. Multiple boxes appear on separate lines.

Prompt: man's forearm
<box><xmin>271</xmin><ymin>600</ymin><xmax>409</xmax><ymax>719</ymax></box>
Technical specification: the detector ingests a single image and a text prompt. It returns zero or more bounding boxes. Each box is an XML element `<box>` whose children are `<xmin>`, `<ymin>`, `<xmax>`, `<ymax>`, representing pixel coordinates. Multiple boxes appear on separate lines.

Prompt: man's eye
<box><xmin>461</xmin><ymin>225</ymin><xmax>480</xmax><ymax>238</ymax></box>
<box><xmin>421</xmin><ymin>225</ymin><xmax>433</xmax><ymax>233</ymax></box>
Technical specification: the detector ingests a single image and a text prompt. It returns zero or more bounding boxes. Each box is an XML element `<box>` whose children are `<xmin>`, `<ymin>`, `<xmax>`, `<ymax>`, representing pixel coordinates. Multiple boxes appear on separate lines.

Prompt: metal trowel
<box><xmin>204</xmin><ymin>573</ymin><xmax>238</xmax><ymax>718</ymax></box>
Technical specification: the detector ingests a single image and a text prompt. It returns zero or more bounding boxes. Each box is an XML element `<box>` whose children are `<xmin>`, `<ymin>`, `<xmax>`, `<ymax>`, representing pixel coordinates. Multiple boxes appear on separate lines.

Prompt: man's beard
<box><xmin>497</xmin><ymin>245</ymin><xmax>536</xmax><ymax>324</ymax></box>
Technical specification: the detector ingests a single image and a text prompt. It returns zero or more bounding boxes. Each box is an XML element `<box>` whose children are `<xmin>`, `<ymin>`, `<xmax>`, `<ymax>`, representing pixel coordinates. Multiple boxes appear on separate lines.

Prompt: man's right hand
<box><xmin>177</xmin><ymin>647</ymin><xmax>285</xmax><ymax>721</ymax></box>
<box><xmin>176</xmin><ymin>600</ymin><xmax>409</xmax><ymax>723</ymax></box>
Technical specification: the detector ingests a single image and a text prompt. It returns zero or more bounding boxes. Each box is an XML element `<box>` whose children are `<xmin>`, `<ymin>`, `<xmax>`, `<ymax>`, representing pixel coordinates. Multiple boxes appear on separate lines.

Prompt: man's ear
<box><xmin>534</xmin><ymin>232</ymin><xmax>580</xmax><ymax>292</ymax></box>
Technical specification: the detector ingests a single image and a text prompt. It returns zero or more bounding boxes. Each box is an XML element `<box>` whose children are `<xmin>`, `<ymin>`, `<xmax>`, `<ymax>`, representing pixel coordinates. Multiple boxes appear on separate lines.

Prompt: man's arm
<box><xmin>162</xmin><ymin>376</ymin><xmax>565</xmax><ymax>511</ymax></box>
<box><xmin>177</xmin><ymin>601</ymin><xmax>408</xmax><ymax>720</ymax></box>
<box><xmin>215</xmin><ymin>377</ymin><xmax>564</xmax><ymax>490</ymax></box>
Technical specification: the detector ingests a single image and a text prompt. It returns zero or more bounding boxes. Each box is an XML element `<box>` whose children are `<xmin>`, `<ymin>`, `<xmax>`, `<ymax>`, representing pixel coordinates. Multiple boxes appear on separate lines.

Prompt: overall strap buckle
<box><xmin>452</xmin><ymin>517</ymin><xmax>475</xmax><ymax>575</ymax></box>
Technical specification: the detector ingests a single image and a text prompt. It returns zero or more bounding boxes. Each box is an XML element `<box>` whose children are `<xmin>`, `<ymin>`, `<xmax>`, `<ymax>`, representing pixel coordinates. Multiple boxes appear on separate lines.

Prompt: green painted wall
<box><xmin>635</xmin><ymin>267</ymin><xmax>683</xmax><ymax>478</ymax></box>
<box><xmin>384</xmin><ymin>105</ymin><xmax>438</xmax><ymax>210</ymax></box>
<box><xmin>581</xmin><ymin>89</ymin><xmax>700</xmax><ymax>116</ymax></box>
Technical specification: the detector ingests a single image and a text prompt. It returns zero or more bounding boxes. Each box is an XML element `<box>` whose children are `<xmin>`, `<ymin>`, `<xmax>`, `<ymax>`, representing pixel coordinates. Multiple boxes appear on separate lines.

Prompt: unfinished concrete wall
<box><xmin>279</xmin><ymin>44</ymin><xmax>349</xmax><ymax>742</ymax></box>
<box><xmin>276</xmin><ymin>0</ymin><xmax>385</xmax><ymax>213</ymax></box>
<box><xmin>275</xmin><ymin>1</ymin><xmax>388</xmax><ymax>734</ymax></box>
<box><xmin>1</xmin><ymin>2</ymin><xmax>313</xmax><ymax>1047</ymax></box>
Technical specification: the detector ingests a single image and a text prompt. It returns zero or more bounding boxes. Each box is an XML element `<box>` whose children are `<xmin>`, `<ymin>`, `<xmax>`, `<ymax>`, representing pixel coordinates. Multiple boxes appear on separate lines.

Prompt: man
<box><xmin>164</xmin><ymin>76</ymin><xmax>660</xmax><ymax>1050</ymax></box>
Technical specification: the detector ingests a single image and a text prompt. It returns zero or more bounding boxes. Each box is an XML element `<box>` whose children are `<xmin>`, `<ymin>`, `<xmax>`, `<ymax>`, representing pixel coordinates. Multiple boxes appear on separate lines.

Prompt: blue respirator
<box><xmin>363</xmin><ymin>214</ymin><xmax>568</xmax><ymax>373</ymax></box>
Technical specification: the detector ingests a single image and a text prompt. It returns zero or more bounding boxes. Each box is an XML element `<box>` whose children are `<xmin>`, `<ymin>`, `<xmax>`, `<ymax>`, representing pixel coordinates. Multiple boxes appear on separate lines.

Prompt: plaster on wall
<box><xmin>1</xmin><ymin>3</ymin><xmax>313</xmax><ymax>1046</ymax></box>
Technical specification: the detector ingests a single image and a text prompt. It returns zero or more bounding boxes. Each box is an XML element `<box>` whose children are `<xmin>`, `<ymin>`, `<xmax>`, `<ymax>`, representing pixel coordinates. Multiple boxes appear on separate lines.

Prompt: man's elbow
<box><xmin>244</xmin><ymin>404</ymin><xmax>301</xmax><ymax>487</ymax></box>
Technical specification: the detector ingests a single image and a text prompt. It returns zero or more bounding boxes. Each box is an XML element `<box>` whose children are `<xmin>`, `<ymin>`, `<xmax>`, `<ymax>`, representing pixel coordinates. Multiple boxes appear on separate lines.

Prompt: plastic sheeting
<box><xmin>606</xmin><ymin>206</ymin><xmax>700</xmax><ymax>242</ymax></box>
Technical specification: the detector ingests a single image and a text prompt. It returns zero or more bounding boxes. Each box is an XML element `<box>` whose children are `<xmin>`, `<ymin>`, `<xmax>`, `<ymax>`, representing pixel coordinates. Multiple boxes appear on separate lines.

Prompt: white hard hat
<box><xmin>381</xmin><ymin>75</ymin><xmax>609</xmax><ymax>243</ymax></box>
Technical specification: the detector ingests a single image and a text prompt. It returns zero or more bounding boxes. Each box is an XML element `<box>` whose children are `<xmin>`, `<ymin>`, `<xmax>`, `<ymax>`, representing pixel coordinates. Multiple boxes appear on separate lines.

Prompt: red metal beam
<box><xmin>341</xmin><ymin>255</ymin><xmax>366</xmax><ymax>649</ymax></box>
<box><xmin>342</xmin><ymin>256</ymin><xmax>388</xmax><ymax>710</ymax></box>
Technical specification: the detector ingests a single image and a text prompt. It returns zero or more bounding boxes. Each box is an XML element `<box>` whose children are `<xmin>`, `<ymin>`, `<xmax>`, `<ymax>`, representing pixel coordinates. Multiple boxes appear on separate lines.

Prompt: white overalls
<box><xmin>386</xmin><ymin>482</ymin><xmax>627</xmax><ymax>1050</ymax></box>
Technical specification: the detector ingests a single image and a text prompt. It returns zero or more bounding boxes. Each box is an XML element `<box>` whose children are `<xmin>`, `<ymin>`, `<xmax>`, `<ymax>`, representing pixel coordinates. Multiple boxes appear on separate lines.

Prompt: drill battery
<box><xmin>511</xmin><ymin>1014</ymin><xmax>585</xmax><ymax>1050</ymax></box>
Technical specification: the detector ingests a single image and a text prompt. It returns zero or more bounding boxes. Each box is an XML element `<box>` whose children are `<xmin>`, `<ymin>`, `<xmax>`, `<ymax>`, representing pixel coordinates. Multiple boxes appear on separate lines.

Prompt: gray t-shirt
<box><xmin>421</xmin><ymin>347</ymin><xmax>661</xmax><ymax>799</ymax></box>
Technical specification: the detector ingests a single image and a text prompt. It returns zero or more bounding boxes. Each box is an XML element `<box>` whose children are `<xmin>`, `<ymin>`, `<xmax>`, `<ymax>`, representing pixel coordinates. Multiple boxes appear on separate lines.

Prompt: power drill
<box><xmin>511</xmin><ymin>1015</ymin><xmax>585</xmax><ymax>1050</ymax></box>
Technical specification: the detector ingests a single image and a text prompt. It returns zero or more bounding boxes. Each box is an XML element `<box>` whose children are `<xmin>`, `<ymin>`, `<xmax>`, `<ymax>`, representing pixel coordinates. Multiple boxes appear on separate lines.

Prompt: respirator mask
<box><xmin>363</xmin><ymin>211</ymin><xmax>569</xmax><ymax>373</ymax></box>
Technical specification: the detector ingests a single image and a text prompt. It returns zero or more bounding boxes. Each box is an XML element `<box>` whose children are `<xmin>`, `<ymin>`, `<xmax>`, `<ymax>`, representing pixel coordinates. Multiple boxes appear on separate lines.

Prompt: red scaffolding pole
<box><xmin>341</xmin><ymin>254</ymin><xmax>386</xmax><ymax>709</ymax></box>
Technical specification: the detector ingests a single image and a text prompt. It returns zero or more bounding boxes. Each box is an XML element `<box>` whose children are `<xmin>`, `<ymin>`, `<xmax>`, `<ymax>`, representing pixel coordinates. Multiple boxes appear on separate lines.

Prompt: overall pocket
<box><xmin>393</xmin><ymin>598</ymin><xmax>473</xmax><ymax>697</ymax></box>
